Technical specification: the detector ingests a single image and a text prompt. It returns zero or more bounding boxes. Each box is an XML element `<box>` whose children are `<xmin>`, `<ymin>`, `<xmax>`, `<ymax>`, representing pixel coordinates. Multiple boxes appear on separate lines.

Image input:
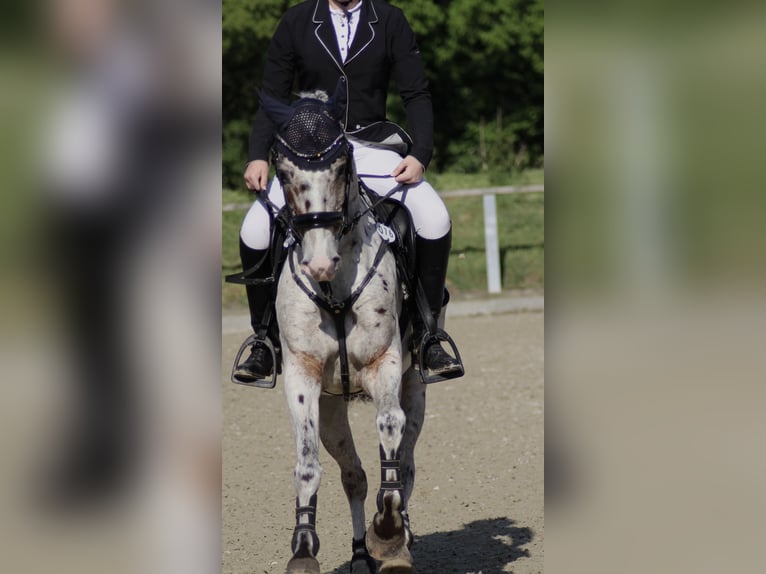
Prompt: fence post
<box><xmin>483</xmin><ymin>193</ymin><xmax>502</xmax><ymax>294</ymax></box>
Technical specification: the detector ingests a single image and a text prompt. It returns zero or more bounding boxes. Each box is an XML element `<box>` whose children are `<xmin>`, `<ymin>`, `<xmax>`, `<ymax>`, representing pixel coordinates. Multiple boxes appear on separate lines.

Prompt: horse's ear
<box><xmin>327</xmin><ymin>77</ymin><xmax>347</xmax><ymax>122</ymax></box>
<box><xmin>258</xmin><ymin>89</ymin><xmax>294</xmax><ymax>126</ymax></box>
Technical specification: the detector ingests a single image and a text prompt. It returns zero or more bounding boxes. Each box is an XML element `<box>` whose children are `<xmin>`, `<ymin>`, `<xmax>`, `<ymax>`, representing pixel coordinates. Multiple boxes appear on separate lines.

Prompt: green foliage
<box><xmin>415</xmin><ymin>0</ymin><xmax>544</xmax><ymax>172</ymax></box>
<box><xmin>222</xmin><ymin>119</ymin><xmax>251</xmax><ymax>189</ymax></box>
<box><xmin>223</xmin><ymin>0</ymin><xmax>544</xmax><ymax>187</ymax></box>
<box><xmin>447</xmin><ymin>192</ymin><xmax>544</xmax><ymax>294</ymax></box>
<box><xmin>223</xmin><ymin>1</ymin><xmax>303</xmax><ymax>188</ymax></box>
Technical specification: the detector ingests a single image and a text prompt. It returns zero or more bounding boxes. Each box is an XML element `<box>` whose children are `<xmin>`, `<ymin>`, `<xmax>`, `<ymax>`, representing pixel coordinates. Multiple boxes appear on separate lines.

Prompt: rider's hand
<box><xmin>391</xmin><ymin>155</ymin><xmax>425</xmax><ymax>185</ymax></box>
<box><xmin>244</xmin><ymin>160</ymin><xmax>270</xmax><ymax>192</ymax></box>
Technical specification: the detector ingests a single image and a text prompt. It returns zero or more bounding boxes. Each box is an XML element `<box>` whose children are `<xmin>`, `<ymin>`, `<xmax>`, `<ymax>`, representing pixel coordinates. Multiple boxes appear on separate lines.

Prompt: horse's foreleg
<box><xmin>318</xmin><ymin>395</ymin><xmax>376</xmax><ymax>574</ymax></box>
<box><xmin>397</xmin><ymin>370</ymin><xmax>426</xmax><ymax>542</ymax></box>
<box><xmin>283</xmin><ymin>359</ymin><xmax>324</xmax><ymax>574</ymax></box>
<box><xmin>363</xmin><ymin>351</ymin><xmax>412</xmax><ymax>572</ymax></box>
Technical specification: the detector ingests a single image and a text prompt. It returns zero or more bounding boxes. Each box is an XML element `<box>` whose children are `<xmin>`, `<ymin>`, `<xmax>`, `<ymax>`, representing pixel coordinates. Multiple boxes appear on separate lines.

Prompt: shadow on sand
<box><xmin>327</xmin><ymin>517</ymin><xmax>533</xmax><ymax>574</ymax></box>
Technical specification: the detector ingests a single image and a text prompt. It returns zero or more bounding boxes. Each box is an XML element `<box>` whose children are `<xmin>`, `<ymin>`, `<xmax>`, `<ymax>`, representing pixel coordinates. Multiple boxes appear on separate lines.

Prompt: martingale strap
<box><xmin>286</xmin><ymin>234</ymin><xmax>391</xmax><ymax>401</ymax></box>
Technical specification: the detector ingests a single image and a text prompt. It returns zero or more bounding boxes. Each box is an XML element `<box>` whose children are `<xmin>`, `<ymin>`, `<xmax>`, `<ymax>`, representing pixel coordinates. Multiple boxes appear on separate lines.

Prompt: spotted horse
<box><xmin>228</xmin><ymin>82</ymin><xmax>463</xmax><ymax>573</ymax></box>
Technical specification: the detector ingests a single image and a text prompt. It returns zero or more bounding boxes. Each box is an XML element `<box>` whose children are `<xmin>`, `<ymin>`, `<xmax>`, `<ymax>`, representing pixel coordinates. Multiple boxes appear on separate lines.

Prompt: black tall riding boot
<box><xmin>413</xmin><ymin>228</ymin><xmax>465</xmax><ymax>382</ymax></box>
<box><xmin>233</xmin><ymin>238</ymin><xmax>277</xmax><ymax>383</ymax></box>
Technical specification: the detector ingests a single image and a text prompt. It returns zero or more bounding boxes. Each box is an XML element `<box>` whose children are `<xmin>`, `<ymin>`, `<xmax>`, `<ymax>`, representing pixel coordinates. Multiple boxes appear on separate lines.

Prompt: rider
<box><xmin>236</xmin><ymin>0</ymin><xmax>462</xmax><ymax>383</ymax></box>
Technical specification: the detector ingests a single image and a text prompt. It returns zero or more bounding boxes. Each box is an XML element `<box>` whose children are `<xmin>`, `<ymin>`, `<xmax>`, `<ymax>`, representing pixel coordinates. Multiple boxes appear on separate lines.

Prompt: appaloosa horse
<box><xmin>258</xmin><ymin>86</ymin><xmax>427</xmax><ymax>574</ymax></box>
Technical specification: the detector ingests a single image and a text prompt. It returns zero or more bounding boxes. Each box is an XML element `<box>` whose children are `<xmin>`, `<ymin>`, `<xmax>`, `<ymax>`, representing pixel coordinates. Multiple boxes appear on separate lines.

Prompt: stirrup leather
<box><xmin>231</xmin><ymin>334</ymin><xmax>278</xmax><ymax>389</ymax></box>
<box><xmin>415</xmin><ymin>329</ymin><xmax>465</xmax><ymax>384</ymax></box>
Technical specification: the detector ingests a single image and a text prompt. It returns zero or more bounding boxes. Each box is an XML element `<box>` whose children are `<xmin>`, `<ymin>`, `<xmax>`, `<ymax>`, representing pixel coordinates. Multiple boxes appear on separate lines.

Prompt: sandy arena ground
<box><xmin>223</xmin><ymin>310</ymin><xmax>543</xmax><ymax>574</ymax></box>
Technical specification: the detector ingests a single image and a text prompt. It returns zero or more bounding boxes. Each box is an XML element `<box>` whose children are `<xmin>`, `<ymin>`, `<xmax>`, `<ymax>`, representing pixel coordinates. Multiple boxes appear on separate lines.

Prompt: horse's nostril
<box><xmin>332</xmin><ymin>256</ymin><xmax>340</xmax><ymax>264</ymax></box>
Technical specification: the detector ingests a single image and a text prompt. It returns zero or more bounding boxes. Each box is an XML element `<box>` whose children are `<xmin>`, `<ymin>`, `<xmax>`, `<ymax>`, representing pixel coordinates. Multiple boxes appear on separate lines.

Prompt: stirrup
<box><xmin>416</xmin><ymin>329</ymin><xmax>465</xmax><ymax>384</ymax></box>
<box><xmin>231</xmin><ymin>334</ymin><xmax>278</xmax><ymax>389</ymax></box>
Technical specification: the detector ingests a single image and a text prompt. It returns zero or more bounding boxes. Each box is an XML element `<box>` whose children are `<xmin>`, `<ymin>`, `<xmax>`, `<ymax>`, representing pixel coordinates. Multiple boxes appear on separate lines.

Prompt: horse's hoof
<box><xmin>365</xmin><ymin>524</ymin><xmax>403</xmax><ymax>561</ymax></box>
<box><xmin>379</xmin><ymin>557</ymin><xmax>413</xmax><ymax>574</ymax></box>
<box><xmin>286</xmin><ymin>555</ymin><xmax>320</xmax><ymax>574</ymax></box>
<box><xmin>366</xmin><ymin>523</ymin><xmax>411</xmax><ymax>564</ymax></box>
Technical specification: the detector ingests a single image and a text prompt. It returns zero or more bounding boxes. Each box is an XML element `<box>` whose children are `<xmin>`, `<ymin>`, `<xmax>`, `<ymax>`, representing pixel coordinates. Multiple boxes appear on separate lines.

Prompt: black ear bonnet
<box><xmin>259</xmin><ymin>80</ymin><xmax>351</xmax><ymax>169</ymax></box>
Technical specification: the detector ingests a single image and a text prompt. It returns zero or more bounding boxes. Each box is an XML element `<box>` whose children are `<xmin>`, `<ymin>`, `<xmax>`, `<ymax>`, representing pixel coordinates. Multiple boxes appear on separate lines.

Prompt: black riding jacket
<box><xmin>248</xmin><ymin>0</ymin><xmax>434</xmax><ymax>168</ymax></box>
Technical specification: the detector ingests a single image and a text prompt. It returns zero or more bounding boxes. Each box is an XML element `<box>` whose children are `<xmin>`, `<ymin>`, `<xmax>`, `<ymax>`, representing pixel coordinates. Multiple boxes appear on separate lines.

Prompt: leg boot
<box><xmin>233</xmin><ymin>238</ymin><xmax>277</xmax><ymax>383</ymax></box>
<box><xmin>413</xmin><ymin>228</ymin><xmax>465</xmax><ymax>381</ymax></box>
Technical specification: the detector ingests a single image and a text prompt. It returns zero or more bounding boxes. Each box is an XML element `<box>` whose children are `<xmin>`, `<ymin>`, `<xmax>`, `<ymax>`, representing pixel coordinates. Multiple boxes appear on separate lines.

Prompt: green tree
<box><xmin>397</xmin><ymin>0</ymin><xmax>544</xmax><ymax>173</ymax></box>
<box><xmin>223</xmin><ymin>0</ymin><xmax>300</xmax><ymax>188</ymax></box>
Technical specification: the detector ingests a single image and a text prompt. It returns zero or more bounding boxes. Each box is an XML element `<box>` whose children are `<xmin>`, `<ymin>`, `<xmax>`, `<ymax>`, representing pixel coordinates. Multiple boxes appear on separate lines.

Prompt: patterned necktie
<box><xmin>344</xmin><ymin>11</ymin><xmax>352</xmax><ymax>56</ymax></box>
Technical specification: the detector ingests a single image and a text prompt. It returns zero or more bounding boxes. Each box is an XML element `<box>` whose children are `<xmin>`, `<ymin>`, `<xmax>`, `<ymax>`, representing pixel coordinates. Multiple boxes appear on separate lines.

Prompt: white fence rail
<box><xmin>441</xmin><ymin>185</ymin><xmax>544</xmax><ymax>294</ymax></box>
<box><xmin>223</xmin><ymin>184</ymin><xmax>544</xmax><ymax>293</ymax></box>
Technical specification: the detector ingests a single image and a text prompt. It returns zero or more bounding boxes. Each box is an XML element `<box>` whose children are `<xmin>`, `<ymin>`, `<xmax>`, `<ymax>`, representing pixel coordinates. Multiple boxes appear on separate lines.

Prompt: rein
<box><xmin>349</xmin><ymin>177</ymin><xmax>403</xmax><ymax>227</ymax></box>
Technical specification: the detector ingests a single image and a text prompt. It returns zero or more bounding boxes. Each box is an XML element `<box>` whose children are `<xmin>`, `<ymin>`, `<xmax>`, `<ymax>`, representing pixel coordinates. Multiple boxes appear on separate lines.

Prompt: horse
<box><xmin>256</xmin><ymin>84</ymin><xmax>428</xmax><ymax>574</ymax></box>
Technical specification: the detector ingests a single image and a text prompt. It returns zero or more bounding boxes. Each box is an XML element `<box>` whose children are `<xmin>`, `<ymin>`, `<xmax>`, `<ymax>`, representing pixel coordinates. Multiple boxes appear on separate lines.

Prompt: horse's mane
<box><xmin>295</xmin><ymin>89</ymin><xmax>330</xmax><ymax>103</ymax></box>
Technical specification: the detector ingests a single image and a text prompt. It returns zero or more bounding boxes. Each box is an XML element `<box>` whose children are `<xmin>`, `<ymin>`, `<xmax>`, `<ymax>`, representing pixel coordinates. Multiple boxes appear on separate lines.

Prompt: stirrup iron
<box><xmin>231</xmin><ymin>334</ymin><xmax>278</xmax><ymax>389</ymax></box>
<box><xmin>416</xmin><ymin>328</ymin><xmax>465</xmax><ymax>384</ymax></box>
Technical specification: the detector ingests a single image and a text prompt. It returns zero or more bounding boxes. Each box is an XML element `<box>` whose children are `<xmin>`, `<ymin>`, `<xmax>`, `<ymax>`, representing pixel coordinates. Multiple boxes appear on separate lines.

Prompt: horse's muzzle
<box><xmin>301</xmin><ymin>254</ymin><xmax>340</xmax><ymax>282</ymax></box>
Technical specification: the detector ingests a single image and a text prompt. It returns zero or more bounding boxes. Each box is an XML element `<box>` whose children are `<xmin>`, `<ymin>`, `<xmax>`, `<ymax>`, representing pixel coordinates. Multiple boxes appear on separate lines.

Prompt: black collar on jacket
<box><xmin>311</xmin><ymin>0</ymin><xmax>379</xmax><ymax>71</ymax></box>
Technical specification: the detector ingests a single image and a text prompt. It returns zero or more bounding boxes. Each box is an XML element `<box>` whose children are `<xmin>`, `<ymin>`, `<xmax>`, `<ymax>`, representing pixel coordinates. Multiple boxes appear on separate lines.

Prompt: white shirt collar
<box><xmin>329</xmin><ymin>0</ymin><xmax>363</xmax><ymax>16</ymax></box>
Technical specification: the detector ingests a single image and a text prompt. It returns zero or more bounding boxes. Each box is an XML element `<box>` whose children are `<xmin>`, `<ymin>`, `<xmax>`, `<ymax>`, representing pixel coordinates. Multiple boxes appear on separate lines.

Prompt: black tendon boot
<box><xmin>232</xmin><ymin>238</ymin><xmax>279</xmax><ymax>386</ymax></box>
<box><xmin>413</xmin><ymin>228</ymin><xmax>465</xmax><ymax>383</ymax></box>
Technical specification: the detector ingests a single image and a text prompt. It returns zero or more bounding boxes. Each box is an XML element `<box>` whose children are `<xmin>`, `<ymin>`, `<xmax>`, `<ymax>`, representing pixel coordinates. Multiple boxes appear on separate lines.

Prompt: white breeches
<box><xmin>240</xmin><ymin>138</ymin><xmax>451</xmax><ymax>249</ymax></box>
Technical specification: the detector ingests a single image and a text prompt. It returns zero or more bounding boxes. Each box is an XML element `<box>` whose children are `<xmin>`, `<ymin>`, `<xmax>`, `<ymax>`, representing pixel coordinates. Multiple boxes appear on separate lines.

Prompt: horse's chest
<box><xmin>343</xmin><ymin>314</ymin><xmax>395</xmax><ymax>369</ymax></box>
<box><xmin>277</xmin><ymin>288</ymin><xmax>398</xmax><ymax>355</ymax></box>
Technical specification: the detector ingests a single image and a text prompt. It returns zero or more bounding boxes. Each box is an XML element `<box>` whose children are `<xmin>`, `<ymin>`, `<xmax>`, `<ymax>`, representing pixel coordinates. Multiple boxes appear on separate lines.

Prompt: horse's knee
<box><xmin>376</xmin><ymin>408</ymin><xmax>406</xmax><ymax>455</ymax></box>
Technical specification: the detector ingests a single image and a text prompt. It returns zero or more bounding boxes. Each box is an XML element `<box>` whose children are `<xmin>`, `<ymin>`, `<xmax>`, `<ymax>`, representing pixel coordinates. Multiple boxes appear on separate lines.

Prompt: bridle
<box><xmin>272</xmin><ymin>141</ymin><xmax>356</xmax><ymax>245</ymax></box>
<box><xmin>264</xmin><ymin>97</ymin><xmax>404</xmax><ymax>246</ymax></box>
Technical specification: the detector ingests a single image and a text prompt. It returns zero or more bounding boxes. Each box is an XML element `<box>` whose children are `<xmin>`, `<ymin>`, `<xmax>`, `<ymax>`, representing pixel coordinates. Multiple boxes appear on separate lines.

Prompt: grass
<box><xmin>222</xmin><ymin>169</ymin><xmax>543</xmax><ymax>309</ymax></box>
<box><xmin>446</xmin><ymin>192</ymin><xmax>543</xmax><ymax>296</ymax></box>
